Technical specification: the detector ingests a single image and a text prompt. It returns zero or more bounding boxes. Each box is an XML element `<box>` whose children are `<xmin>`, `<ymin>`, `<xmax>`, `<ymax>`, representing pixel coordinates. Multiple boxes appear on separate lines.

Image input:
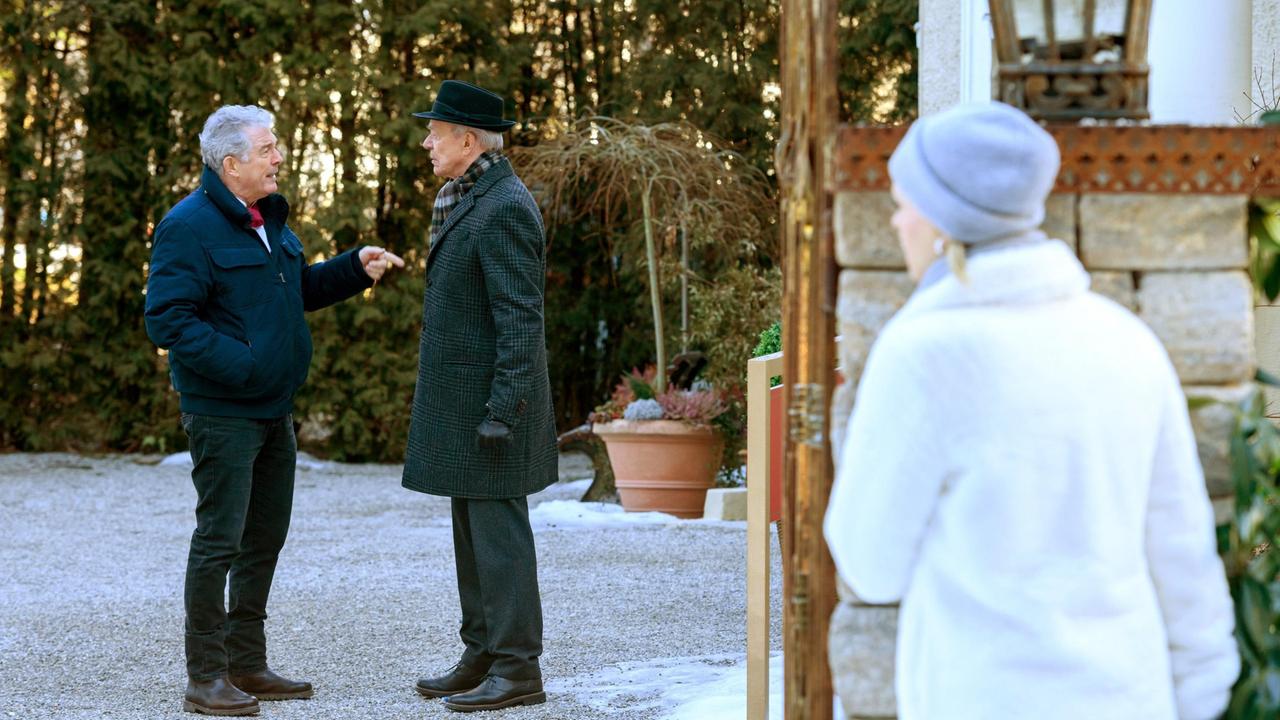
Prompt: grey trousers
<box><xmin>451</xmin><ymin>497</ymin><xmax>543</xmax><ymax>681</ymax></box>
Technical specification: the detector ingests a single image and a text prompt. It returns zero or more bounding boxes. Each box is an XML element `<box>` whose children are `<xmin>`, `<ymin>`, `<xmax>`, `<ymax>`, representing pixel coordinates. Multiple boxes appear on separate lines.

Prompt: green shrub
<box><xmin>1219</xmin><ymin>375</ymin><xmax>1280</xmax><ymax>718</ymax></box>
<box><xmin>753</xmin><ymin>321</ymin><xmax>782</xmax><ymax>387</ymax></box>
<box><xmin>753</xmin><ymin>320</ymin><xmax>781</xmax><ymax>357</ymax></box>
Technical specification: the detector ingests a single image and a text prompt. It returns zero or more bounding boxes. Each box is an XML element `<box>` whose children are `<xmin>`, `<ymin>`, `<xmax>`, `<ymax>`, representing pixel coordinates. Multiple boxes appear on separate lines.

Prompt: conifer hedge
<box><xmin>0</xmin><ymin>0</ymin><xmax>916</xmax><ymax>459</ymax></box>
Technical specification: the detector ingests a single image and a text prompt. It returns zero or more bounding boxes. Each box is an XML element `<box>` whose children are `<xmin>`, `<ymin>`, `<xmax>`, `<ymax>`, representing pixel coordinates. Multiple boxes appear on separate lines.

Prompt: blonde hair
<box><xmin>945</xmin><ymin>239</ymin><xmax>968</xmax><ymax>283</ymax></box>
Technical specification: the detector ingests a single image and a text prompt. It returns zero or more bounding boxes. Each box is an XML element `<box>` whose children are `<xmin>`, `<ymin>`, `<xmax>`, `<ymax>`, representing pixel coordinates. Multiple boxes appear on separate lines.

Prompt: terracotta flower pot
<box><xmin>592</xmin><ymin>419</ymin><xmax>724</xmax><ymax>518</ymax></box>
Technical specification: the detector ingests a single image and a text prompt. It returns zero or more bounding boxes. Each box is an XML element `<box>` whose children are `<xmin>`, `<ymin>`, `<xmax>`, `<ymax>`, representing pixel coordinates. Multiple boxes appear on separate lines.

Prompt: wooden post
<box><xmin>778</xmin><ymin>0</ymin><xmax>839</xmax><ymax>718</ymax></box>
<box><xmin>747</xmin><ymin>352</ymin><xmax>784</xmax><ymax>719</ymax></box>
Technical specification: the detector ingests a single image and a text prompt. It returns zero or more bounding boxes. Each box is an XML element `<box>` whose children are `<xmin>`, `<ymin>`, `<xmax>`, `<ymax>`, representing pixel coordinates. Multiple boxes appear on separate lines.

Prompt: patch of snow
<box><xmin>157</xmin><ymin>450</ymin><xmax>334</xmax><ymax>471</ymax></box>
<box><xmin>662</xmin><ymin>653</ymin><xmax>783</xmax><ymax>720</ymax></box>
<box><xmin>530</xmin><ymin>499</ymin><xmax>682</xmax><ymax>528</ymax></box>
<box><xmin>547</xmin><ymin>653</ymin><xmax>782</xmax><ymax>719</ymax></box>
<box><xmin>295</xmin><ymin>452</ymin><xmax>333</xmax><ymax>471</ymax></box>
<box><xmin>530</xmin><ymin>482</ymin><xmax>749</xmax><ymax>529</ymax></box>
<box><xmin>160</xmin><ymin>452</ymin><xmax>191</xmax><ymax>467</ymax></box>
<box><xmin>528</xmin><ymin>477</ymin><xmax>594</xmax><ymax>505</ymax></box>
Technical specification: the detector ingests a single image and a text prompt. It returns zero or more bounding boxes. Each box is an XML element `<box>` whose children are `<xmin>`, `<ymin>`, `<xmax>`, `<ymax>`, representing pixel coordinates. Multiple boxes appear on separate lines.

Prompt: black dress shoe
<box><xmin>183</xmin><ymin>677</ymin><xmax>260</xmax><ymax>716</ymax></box>
<box><xmin>443</xmin><ymin>676</ymin><xmax>546</xmax><ymax>712</ymax></box>
<box><xmin>227</xmin><ymin>668</ymin><xmax>314</xmax><ymax>701</ymax></box>
<box><xmin>415</xmin><ymin>662</ymin><xmax>490</xmax><ymax>698</ymax></box>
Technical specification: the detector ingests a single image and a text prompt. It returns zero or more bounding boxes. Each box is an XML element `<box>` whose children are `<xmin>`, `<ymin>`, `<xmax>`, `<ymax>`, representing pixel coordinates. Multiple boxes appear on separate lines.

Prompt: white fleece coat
<box><xmin>824</xmin><ymin>239</ymin><xmax>1238</xmax><ymax>720</ymax></box>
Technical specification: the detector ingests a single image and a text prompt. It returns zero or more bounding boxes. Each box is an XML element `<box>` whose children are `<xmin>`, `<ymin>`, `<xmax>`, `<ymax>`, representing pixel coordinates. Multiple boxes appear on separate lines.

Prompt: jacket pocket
<box><xmin>209</xmin><ymin>247</ymin><xmax>271</xmax><ymax>309</ymax></box>
<box><xmin>241</xmin><ymin>321</ymin><xmax>295</xmax><ymax>396</ymax></box>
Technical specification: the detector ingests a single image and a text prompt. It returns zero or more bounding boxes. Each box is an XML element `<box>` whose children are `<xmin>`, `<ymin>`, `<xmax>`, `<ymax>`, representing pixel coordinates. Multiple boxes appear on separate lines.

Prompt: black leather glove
<box><xmin>476</xmin><ymin>418</ymin><xmax>512</xmax><ymax>449</ymax></box>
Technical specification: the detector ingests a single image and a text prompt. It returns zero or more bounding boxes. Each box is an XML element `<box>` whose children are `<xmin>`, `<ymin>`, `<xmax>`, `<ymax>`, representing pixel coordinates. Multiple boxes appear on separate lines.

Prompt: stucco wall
<box><xmin>1255</xmin><ymin>0</ymin><xmax>1280</xmax><ymax>111</ymax></box>
<box><xmin>917</xmin><ymin>0</ymin><xmax>963</xmax><ymax>115</ymax></box>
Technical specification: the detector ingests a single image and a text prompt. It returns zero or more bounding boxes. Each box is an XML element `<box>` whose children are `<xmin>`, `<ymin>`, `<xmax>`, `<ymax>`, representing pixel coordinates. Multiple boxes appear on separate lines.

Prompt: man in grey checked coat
<box><xmin>402</xmin><ymin>80</ymin><xmax>558</xmax><ymax>713</ymax></box>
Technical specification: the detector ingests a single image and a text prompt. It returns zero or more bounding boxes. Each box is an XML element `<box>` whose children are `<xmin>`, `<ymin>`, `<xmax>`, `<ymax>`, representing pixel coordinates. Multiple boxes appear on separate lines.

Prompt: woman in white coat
<box><xmin>823</xmin><ymin>102</ymin><xmax>1238</xmax><ymax>720</ymax></box>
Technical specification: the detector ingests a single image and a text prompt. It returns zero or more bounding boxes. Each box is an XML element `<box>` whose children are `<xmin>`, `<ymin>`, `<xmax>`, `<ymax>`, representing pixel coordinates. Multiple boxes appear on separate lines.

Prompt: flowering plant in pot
<box><xmin>590</xmin><ymin>362</ymin><xmax>730</xmax><ymax>518</ymax></box>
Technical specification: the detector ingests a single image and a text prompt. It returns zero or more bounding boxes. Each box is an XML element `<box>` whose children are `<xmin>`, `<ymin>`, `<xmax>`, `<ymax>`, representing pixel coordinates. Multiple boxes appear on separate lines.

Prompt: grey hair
<box><xmin>471</xmin><ymin>128</ymin><xmax>504</xmax><ymax>151</ymax></box>
<box><xmin>200</xmin><ymin>105</ymin><xmax>275</xmax><ymax>174</ymax></box>
<box><xmin>453</xmin><ymin>124</ymin><xmax>503</xmax><ymax>151</ymax></box>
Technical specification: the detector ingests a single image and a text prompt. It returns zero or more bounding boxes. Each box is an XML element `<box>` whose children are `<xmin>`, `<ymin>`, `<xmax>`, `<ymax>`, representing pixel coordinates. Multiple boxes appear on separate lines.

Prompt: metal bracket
<box><xmin>788</xmin><ymin>383</ymin><xmax>826</xmax><ymax>447</ymax></box>
<box><xmin>791</xmin><ymin>569</ymin><xmax>810</xmax><ymax>633</ymax></box>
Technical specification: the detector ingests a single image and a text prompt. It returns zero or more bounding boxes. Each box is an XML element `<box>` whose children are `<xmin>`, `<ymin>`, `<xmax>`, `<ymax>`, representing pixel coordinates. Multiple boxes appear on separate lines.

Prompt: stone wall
<box><xmin>829</xmin><ymin>191</ymin><xmax>1254</xmax><ymax>719</ymax></box>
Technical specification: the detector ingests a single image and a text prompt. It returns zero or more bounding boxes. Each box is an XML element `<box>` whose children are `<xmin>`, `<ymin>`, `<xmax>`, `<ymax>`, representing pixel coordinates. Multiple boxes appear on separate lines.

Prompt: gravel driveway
<box><xmin>0</xmin><ymin>452</ymin><xmax>782</xmax><ymax>719</ymax></box>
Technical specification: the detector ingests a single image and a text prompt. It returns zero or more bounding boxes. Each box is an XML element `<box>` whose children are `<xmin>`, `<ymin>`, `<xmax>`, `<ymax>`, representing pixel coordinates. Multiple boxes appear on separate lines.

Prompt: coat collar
<box><xmin>897</xmin><ymin>235</ymin><xmax>1090</xmax><ymax>320</ymax></box>
<box><xmin>427</xmin><ymin>157</ymin><xmax>515</xmax><ymax>266</ymax></box>
<box><xmin>199</xmin><ymin>164</ymin><xmax>290</xmax><ymax>230</ymax></box>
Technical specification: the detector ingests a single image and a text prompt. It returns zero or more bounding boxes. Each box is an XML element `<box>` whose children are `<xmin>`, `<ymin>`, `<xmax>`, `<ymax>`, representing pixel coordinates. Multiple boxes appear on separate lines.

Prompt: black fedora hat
<box><xmin>413</xmin><ymin>80</ymin><xmax>516</xmax><ymax>132</ymax></box>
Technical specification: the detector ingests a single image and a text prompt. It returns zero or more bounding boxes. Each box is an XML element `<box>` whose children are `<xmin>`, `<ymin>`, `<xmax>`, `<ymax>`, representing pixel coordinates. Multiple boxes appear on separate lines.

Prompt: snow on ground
<box><xmin>548</xmin><ymin>653</ymin><xmax>783</xmax><ymax>719</ymax></box>
<box><xmin>158</xmin><ymin>451</ymin><xmax>189</xmax><ymax>466</ymax></box>
<box><xmin>660</xmin><ymin>653</ymin><xmax>784</xmax><ymax>720</ymax></box>
<box><xmin>531</xmin><ymin>498</ymin><xmax>684</xmax><ymax>527</ymax></box>
<box><xmin>159</xmin><ymin>450</ymin><xmax>335</xmax><ymax>471</ymax></box>
<box><xmin>528</xmin><ymin>477</ymin><xmax>747</xmax><ymax>529</ymax></box>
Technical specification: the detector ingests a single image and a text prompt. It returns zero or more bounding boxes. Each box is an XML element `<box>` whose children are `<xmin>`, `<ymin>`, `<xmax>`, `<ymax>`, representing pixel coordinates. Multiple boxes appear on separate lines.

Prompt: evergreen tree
<box><xmin>0</xmin><ymin>0</ymin><xmax>919</xmax><ymax>455</ymax></box>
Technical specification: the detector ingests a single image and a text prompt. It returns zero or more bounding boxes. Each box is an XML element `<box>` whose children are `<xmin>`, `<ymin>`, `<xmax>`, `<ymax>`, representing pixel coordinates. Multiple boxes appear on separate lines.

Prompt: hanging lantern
<box><xmin>988</xmin><ymin>0</ymin><xmax>1153</xmax><ymax>121</ymax></box>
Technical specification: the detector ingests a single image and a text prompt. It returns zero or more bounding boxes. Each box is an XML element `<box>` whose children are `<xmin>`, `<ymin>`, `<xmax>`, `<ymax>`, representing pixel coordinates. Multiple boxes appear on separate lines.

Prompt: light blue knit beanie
<box><xmin>888</xmin><ymin>101</ymin><xmax>1060</xmax><ymax>244</ymax></box>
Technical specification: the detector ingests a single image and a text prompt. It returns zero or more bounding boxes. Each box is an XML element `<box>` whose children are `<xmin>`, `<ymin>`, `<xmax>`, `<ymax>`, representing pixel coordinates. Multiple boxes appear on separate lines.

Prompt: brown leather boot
<box><xmin>183</xmin><ymin>677</ymin><xmax>260</xmax><ymax>716</ymax></box>
<box><xmin>227</xmin><ymin>668</ymin><xmax>314</xmax><ymax>701</ymax></box>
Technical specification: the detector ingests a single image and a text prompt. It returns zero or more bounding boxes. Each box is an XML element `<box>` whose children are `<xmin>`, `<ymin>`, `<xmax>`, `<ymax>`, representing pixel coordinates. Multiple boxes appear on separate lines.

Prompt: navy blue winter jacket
<box><xmin>144</xmin><ymin>165</ymin><xmax>373</xmax><ymax>418</ymax></box>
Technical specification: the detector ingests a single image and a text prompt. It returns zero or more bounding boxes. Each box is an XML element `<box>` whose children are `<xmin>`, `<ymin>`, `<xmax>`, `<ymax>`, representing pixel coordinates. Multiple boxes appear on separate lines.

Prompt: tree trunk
<box><xmin>556</xmin><ymin>423</ymin><xmax>617</xmax><ymax>502</ymax></box>
<box><xmin>557</xmin><ymin>0</ymin><xmax>577</xmax><ymax>117</ymax></box>
<box><xmin>335</xmin><ymin>90</ymin><xmax>361</xmax><ymax>251</ymax></box>
<box><xmin>641</xmin><ymin>179</ymin><xmax>666</xmax><ymax>393</ymax></box>
<box><xmin>23</xmin><ymin>48</ymin><xmax>56</xmax><ymax>322</ymax></box>
<box><xmin>1</xmin><ymin>61</ymin><xmax>31</xmax><ymax>323</ymax></box>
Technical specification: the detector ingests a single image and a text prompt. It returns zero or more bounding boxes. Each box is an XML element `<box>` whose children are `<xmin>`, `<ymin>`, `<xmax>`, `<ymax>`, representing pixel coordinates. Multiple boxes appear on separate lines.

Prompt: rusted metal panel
<box><xmin>833</xmin><ymin>124</ymin><xmax>1280</xmax><ymax>196</ymax></box>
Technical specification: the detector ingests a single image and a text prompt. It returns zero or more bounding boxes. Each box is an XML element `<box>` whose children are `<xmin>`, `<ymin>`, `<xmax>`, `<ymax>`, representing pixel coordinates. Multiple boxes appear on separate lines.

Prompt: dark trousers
<box><xmin>181</xmin><ymin>413</ymin><xmax>296</xmax><ymax>681</ymax></box>
<box><xmin>451</xmin><ymin>497</ymin><xmax>543</xmax><ymax>681</ymax></box>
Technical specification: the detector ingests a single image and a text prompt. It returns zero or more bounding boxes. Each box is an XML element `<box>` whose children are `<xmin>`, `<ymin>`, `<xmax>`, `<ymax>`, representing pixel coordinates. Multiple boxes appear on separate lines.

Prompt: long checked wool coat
<box><xmin>402</xmin><ymin>157</ymin><xmax>558</xmax><ymax>499</ymax></box>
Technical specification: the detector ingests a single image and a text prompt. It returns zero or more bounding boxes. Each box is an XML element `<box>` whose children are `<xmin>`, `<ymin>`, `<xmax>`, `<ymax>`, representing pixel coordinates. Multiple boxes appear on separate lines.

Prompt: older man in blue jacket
<box><xmin>144</xmin><ymin>105</ymin><xmax>402</xmax><ymax>716</ymax></box>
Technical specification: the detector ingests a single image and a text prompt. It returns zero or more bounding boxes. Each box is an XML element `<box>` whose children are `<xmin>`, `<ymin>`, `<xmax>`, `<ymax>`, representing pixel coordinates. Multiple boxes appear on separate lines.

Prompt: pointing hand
<box><xmin>359</xmin><ymin>246</ymin><xmax>406</xmax><ymax>282</ymax></box>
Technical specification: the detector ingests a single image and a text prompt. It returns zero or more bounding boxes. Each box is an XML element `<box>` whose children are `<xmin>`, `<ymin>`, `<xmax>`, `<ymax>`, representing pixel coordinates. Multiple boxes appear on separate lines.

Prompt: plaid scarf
<box><xmin>430</xmin><ymin>150</ymin><xmax>504</xmax><ymax>246</ymax></box>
